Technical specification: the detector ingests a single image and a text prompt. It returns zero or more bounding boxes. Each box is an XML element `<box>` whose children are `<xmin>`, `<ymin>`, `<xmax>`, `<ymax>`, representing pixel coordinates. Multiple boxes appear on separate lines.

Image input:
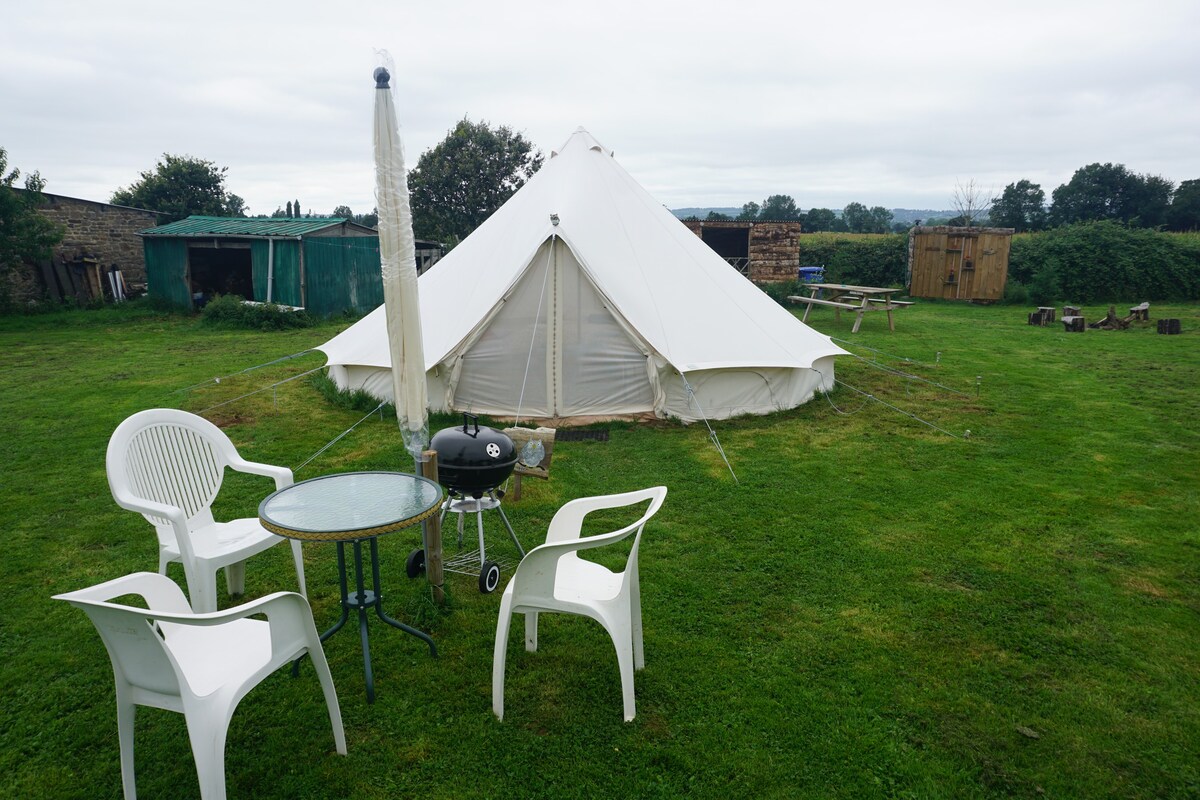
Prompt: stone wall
<box><xmin>37</xmin><ymin>193</ymin><xmax>161</xmax><ymax>286</ymax></box>
<box><xmin>681</xmin><ymin>219</ymin><xmax>802</xmax><ymax>283</ymax></box>
<box><xmin>747</xmin><ymin>221</ymin><xmax>802</xmax><ymax>282</ymax></box>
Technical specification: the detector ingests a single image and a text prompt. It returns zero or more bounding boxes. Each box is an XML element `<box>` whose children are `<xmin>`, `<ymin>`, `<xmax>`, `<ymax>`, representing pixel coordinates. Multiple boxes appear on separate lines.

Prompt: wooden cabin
<box><xmin>907</xmin><ymin>226</ymin><xmax>1014</xmax><ymax>302</ymax></box>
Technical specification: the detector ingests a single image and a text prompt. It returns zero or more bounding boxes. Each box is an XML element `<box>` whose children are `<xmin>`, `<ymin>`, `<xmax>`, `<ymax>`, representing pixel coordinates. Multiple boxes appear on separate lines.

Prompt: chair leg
<box><xmin>607</xmin><ymin>625</ymin><xmax>637</xmax><ymax>722</ymax></box>
<box><xmin>290</xmin><ymin>540</ymin><xmax>307</xmax><ymax>598</ymax></box>
<box><xmin>224</xmin><ymin>560</ymin><xmax>246</xmax><ymax>597</ymax></box>
<box><xmin>186</xmin><ymin>566</ymin><xmax>219</xmax><ymax>613</ymax></box>
<box><xmin>115</xmin><ymin>690</ymin><xmax>137</xmax><ymax>800</ymax></box>
<box><xmin>630</xmin><ymin>586</ymin><xmax>645</xmax><ymax>671</ymax></box>
<box><xmin>307</xmin><ymin>642</ymin><xmax>347</xmax><ymax>754</ymax></box>
<box><xmin>185</xmin><ymin>715</ymin><xmax>230</xmax><ymax>800</ymax></box>
<box><xmin>492</xmin><ymin>595</ymin><xmax>514</xmax><ymax>720</ymax></box>
<box><xmin>524</xmin><ymin>612</ymin><xmax>538</xmax><ymax>652</ymax></box>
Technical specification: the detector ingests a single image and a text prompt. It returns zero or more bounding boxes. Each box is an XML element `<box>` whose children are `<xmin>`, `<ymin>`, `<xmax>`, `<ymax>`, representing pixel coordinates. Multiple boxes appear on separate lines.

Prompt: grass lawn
<box><xmin>2</xmin><ymin>300</ymin><xmax>1198</xmax><ymax>799</ymax></box>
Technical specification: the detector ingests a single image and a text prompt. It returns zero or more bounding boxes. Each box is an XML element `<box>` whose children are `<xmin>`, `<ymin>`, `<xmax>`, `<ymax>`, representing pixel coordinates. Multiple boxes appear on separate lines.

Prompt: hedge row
<box><xmin>789</xmin><ymin>225</ymin><xmax>1200</xmax><ymax>304</ymax></box>
<box><xmin>1008</xmin><ymin>221</ymin><xmax>1200</xmax><ymax>304</ymax></box>
<box><xmin>795</xmin><ymin>233</ymin><xmax>908</xmax><ymax>287</ymax></box>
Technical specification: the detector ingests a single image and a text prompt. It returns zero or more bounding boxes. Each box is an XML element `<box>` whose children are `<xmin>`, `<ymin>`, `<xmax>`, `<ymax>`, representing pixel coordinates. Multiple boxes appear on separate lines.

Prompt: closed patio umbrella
<box><xmin>373</xmin><ymin>65</ymin><xmax>428</xmax><ymax>462</ymax></box>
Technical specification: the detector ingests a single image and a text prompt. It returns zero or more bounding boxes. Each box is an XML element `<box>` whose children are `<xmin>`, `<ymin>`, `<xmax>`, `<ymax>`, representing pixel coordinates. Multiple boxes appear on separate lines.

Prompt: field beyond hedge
<box><xmin>2</xmin><ymin>301</ymin><xmax>1198</xmax><ymax>799</ymax></box>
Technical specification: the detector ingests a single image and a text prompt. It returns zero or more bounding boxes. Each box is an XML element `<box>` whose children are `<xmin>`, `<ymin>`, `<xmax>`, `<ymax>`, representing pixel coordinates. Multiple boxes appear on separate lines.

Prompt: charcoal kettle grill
<box><xmin>406</xmin><ymin>413</ymin><xmax>525</xmax><ymax>593</ymax></box>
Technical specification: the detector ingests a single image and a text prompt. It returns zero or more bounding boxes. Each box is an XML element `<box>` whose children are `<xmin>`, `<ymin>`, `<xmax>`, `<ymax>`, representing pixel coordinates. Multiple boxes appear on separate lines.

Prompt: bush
<box><xmin>1009</xmin><ymin>222</ymin><xmax>1200</xmax><ymax>303</ymax></box>
<box><xmin>757</xmin><ymin>280</ymin><xmax>806</xmax><ymax>307</ymax></box>
<box><xmin>200</xmin><ymin>294</ymin><xmax>315</xmax><ymax>330</ymax></box>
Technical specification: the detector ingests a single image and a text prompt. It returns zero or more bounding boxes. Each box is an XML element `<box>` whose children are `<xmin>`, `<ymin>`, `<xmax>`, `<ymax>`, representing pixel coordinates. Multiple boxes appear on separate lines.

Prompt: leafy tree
<box><xmin>989</xmin><ymin>179</ymin><xmax>1047</xmax><ymax>232</ymax></box>
<box><xmin>803</xmin><ymin>207</ymin><xmax>838</xmax><ymax>231</ymax></box>
<box><xmin>408</xmin><ymin>118</ymin><xmax>543</xmax><ymax>245</ymax></box>
<box><xmin>705</xmin><ymin>210</ymin><xmax>731</xmax><ymax>221</ymax></box>
<box><xmin>758</xmin><ymin>194</ymin><xmax>801</xmax><ymax>220</ymax></box>
<box><xmin>842</xmin><ymin>202</ymin><xmax>873</xmax><ymax>233</ymax></box>
<box><xmin>868</xmin><ymin>206</ymin><xmax>894</xmax><ymax>233</ymax></box>
<box><xmin>355</xmin><ymin>208</ymin><xmax>379</xmax><ymax>229</ymax></box>
<box><xmin>1167</xmin><ymin>179</ymin><xmax>1200</xmax><ymax>232</ymax></box>
<box><xmin>737</xmin><ymin>201</ymin><xmax>761</xmax><ymax>220</ymax></box>
<box><xmin>1049</xmin><ymin>163</ymin><xmax>1173</xmax><ymax>228</ymax></box>
<box><xmin>111</xmin><ymin>154</ymin><xmax>245</xmax><ymax>222</ymax></box>
<box><xmin>332</xmin><ymin>205</ymin><xmax>353</xmax><ymax>218</ymax></box>
<box><xmin>1</xmin><ymin>147</ymin><xmax>64</xmax><ymax>306</ymax></box>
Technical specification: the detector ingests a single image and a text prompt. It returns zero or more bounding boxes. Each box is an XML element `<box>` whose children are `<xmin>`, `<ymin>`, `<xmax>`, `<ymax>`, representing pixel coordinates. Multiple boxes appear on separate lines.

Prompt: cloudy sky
<box><xmin>5</xmin><ymin>0</ymin><xmax>1199</xmax><ymax>217</ymax></box>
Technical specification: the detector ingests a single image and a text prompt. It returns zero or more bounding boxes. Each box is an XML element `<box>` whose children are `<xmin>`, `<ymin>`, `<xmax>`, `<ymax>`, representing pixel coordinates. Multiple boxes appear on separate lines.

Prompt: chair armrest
<box><xmin>53</xmin><ymin>571</ymin><xmax>192</xmax><ymax>613</ymax></box>
<box><xmin>229</xmin><ymin>457</ymin><xmax>294</xmax><ymax>490</ymax></box>
<box><xmin>509</xmin><ymin>528</ymin><xmax>640</xmax><ymax>602</ymax></box>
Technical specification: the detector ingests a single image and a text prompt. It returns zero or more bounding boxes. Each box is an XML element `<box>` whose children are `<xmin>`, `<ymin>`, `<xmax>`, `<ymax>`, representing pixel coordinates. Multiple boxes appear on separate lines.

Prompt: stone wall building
<box><xmin>6</xmin><ymin>190</ymin><xmax>162</xmax><ymax>306</ymax></box>
<box><xmin>681</xmin><ymin>219</ymin><xmax>802</xmax><ymax>283</ymax></box>
<box><xmin>37</xmin><ymin>192</ymin><xmax>161</xmax><ymax>286</ymax></box>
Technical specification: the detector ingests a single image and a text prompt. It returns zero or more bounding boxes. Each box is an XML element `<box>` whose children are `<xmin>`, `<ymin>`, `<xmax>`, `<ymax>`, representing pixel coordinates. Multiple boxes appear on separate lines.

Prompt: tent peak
<box><xmin>551</xmin><ymin>127</ymin><xmax>609</xmax><ymax>159</ymax></box>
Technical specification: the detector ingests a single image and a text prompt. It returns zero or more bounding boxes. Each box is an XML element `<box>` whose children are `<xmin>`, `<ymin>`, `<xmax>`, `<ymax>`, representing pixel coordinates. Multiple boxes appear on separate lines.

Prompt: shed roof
<box><xmin>139</xmin><ymin>216</ymin><xmax>376</xmax><ymax>238</ymax></box>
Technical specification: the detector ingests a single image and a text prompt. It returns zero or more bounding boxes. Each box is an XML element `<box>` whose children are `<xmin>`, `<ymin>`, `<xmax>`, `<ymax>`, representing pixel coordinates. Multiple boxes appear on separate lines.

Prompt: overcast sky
<box><xmin>5</xmin><ymin>0</ymin><xmax>1199</xmax><ymax>217</ymax></box>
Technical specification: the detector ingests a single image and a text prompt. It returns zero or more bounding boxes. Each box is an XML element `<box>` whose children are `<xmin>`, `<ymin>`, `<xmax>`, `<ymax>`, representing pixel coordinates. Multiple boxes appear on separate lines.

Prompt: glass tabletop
<box><xmin>259</xmin><ymin>471</ymin><xmax>443</xmax><ymax>541</ymax></box>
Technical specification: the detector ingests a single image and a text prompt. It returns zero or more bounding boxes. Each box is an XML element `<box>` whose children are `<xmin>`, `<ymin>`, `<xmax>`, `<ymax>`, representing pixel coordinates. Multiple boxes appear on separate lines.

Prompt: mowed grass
<box><xmin>1</xmin><ymin>299</ymin><xmax>1198</xmax><ymax>799</ymax></box>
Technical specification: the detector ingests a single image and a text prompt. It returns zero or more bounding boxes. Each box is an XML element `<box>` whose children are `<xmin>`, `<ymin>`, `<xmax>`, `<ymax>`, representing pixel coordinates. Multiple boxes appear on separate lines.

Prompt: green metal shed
<box><xmin>139</xmin><ymin>216</ymin><xmax>387</xmax><ymax>316</ymax></box>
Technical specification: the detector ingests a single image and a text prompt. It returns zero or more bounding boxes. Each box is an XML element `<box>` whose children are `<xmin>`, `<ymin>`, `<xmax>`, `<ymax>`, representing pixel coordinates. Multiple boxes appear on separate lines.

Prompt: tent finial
<box><xmin>373</xmin><ymin>67</ymin><xmax>390</xmax><ymax>89</ymax></box>
<box><xmin>550</xmin><ymin>214</ymin><xmax>560</xmax><ymax>226</ymax></box>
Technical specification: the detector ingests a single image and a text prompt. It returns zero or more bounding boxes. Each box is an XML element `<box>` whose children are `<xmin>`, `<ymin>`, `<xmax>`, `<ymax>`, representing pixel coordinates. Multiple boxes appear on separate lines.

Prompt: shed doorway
<box><xmin>188</xmin><ymin>243</ymin><xmax>253</xmax><ymax>305</ymax></box>
<box><xmin>700</xmin><ymin>227</ymin><xmax>750</xmax><ymax>275</ymax></box>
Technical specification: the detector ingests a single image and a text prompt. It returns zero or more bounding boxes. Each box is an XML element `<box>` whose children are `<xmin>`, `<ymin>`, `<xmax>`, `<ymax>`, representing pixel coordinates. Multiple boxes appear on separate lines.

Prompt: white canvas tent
<box><xmin>318</xmin><ymin>128</ymin><xmax>847</xmax><ymax>422</ymax></box>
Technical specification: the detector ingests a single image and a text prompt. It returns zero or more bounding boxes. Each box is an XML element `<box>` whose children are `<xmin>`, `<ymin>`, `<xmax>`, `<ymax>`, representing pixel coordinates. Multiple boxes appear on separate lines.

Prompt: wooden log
<box><xmin>420</xmin><ymin>450</ymin><xmax>445</xmax><ymax>605</ymax></box>
<box><xmin>1129</xmin><ymin>302</ymin><xmax>1150</xmax><ymax>321</ymax></box>
<box><xmin>1157</xmin><ymin>319</ymin><xmax>1181</xmax><ymax>335</ymax></box>
<box><xmin>1062</xmin><ymin>316</ymin><xmax>1085</xmax><ymax>332</ymax></box>
<box><xmin>1028</xmin><ymin>311</ymin><xmax>1045</xmax><ymax>326</ymax></box>
<box><xmin>1063</xmin><ymin>305</ymin><xmax>1081</xmax><ymax>317</ymax></box>
<box><xmin>1037</xmin><ymin>306</ymin><xmax>1056</xmax><ymax>323</ymax></box>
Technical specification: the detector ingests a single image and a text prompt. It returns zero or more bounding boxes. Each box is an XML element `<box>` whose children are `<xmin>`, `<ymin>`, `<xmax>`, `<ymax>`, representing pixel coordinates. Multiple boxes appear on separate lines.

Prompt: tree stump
<box><xmin>1089</xmin><ymin>306</ymin><xmax>1129</xmax><ymax>330</ymax></box>
<box><xmin>1037</xmin><ymin>306</ymin><xmax>1056</xmax><ymax>323</ymax></box>
<box><xmin>1062</xmin><ymin>316</ymin><xmax>1085</xmax><ymax>332</ymax></box>
<box><xmin>1028</xmin><ymin>311</ymin><xmax>1046</xmax><ymax>326</ymax></box>
<box><xmin>1157</xmin><ymin>319</ymin><xmax>1181</xmax><ymax>335</ymax></box>
<box><xmin>1063</xmin><ymin>305</ymin><xmax>1081</xmax><ymax>317</ymax></box>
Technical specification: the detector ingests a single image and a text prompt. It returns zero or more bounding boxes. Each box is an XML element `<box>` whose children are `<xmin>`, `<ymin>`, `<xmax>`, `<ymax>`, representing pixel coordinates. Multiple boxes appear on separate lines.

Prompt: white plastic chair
<box><xmin>106</xmin><ymin>408</ymin><xmax>306</xmax><ymax>612</ymax></box>
<box><xmin>54</xmin><ymin>571</ymin><xmax>346</xmax><ymax>800</ymax></box>
<box><xmin>492</xmin><ymin>486</ymin><xmax>667</xmax><ymax>722</ymax></box>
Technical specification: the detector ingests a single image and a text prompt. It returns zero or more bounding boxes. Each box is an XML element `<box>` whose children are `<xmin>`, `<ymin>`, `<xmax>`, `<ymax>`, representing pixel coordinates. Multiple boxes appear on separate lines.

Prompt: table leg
<box><xmin>292</xmin><ymin>541</ymin><xmax>352</xmax><ymax>678</ymax></box>
<box><xmin>370</xmin><ymin>537</ymin><xmax>438</xmax><ymax>657</ymax></box>
<box><xmin>852</xmin><ymin>298</ymin><xmax>868</xmax><ymax>333</ymax></box>
<box><xmin>349</xmin><ymin>541</ymin><xmax>378</xmax><ymax>702</ymax></box>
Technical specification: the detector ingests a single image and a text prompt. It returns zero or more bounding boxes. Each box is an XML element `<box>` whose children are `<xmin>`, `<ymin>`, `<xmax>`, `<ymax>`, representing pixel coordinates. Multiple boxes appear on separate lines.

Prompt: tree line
<box><xmin>711</xmin><ymin>164</ymin><xmax>1200</xmax><ymax>235</ymax></box>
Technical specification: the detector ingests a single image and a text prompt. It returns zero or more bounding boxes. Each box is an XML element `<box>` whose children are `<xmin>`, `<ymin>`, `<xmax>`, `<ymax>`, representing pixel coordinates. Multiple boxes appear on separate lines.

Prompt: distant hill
<box><xmin>671</xmin><ymin>207</ymin><xmax>744</xmax><ymax>219</ymax></box>
<box><xmin>670</xmin><ymin>207</ymin><xmax>958</xmax><ymax>224</ymax></box>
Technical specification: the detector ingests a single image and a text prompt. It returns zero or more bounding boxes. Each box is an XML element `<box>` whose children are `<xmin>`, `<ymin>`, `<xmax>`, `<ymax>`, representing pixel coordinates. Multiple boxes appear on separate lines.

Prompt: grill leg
<box><xmin>492</xmin><ymin>493</ymin><xmax>525</xmax><ymax>557</ymax></box>
<box><xmin>476</xmin><ymin>506</ymin><xmax>487</xmax><ymax>564</ymax></box>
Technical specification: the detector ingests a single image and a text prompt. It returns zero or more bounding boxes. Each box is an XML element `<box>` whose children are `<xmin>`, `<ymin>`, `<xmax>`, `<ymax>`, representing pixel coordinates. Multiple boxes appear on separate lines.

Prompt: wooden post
<box><xmin>420</xmin><ymin>450</ymin><xmax>445</xmax><ymax>605</ymax></box>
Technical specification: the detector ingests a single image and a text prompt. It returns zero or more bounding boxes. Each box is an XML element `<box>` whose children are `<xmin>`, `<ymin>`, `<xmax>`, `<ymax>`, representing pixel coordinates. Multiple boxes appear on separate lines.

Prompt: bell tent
<box><xmin>317</xmin><ymin>128</ymin><xmax>847</xmax><ymax>422</ymax></box>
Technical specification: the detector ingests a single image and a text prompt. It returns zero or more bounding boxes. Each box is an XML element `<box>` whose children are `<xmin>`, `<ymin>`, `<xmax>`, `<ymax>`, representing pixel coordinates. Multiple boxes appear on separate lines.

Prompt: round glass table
<box><xmin>259</xmin><ymin>471</ymin><xmax>443</xmax><ymax>702</ymax></box>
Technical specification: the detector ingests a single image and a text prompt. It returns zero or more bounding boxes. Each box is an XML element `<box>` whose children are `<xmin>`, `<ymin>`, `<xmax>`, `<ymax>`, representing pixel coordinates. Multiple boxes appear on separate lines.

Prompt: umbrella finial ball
<box><xmin>374</xmin><ymin>67</ymin><xmax>391</xmax><ymax>89</ymax></box>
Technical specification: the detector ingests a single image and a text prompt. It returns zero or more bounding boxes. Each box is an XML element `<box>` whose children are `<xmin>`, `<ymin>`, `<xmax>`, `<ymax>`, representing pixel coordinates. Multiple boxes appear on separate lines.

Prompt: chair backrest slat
<box><xmin>122</xmin><ymin>422</ymin><xmax>225</xmax><ymax>526</ymax></box>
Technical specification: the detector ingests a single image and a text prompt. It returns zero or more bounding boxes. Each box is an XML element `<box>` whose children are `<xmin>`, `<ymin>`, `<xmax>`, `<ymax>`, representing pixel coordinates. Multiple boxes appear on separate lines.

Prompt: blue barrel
<box><xmin>798</xmin><ymin>266</ymin><xmax>825</xmax><ymax>283</ymax></box>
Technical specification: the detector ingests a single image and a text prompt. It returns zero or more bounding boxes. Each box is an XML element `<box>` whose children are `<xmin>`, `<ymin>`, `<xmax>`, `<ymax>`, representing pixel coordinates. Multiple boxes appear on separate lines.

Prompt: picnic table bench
<box><xmin>788</xmin><ymin>283</ymin><xmax>913</xmax><ymax>333</ymax></box>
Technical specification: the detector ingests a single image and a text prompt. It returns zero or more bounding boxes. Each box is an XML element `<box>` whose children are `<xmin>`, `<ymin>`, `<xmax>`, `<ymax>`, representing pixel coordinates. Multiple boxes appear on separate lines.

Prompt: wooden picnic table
<box><xmin>788</xmin><ymin>283</ymin><xmax>914</xmax><ymax>333</ymax></box>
